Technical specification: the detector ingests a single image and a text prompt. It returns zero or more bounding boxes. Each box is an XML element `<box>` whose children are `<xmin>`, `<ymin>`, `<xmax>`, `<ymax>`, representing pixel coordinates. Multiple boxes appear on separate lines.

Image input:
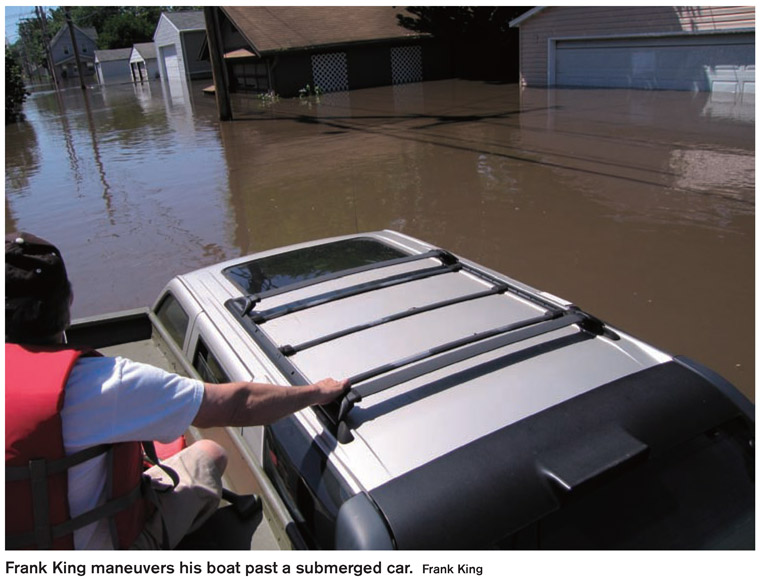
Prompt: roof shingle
<box><xmin>221</xmin><ymin>6</ymin><xmax>424</xmax><ymax>54</ymax></box>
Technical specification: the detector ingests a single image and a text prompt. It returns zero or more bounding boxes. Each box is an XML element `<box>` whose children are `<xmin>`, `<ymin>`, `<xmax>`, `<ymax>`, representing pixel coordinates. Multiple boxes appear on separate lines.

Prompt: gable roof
<box><xmin>161</xmin><ymin>10</ymin><xmax>207</xmax><ymax>32</ymax></box>
<box><xmin>50</xmin><ymin>24</ymin><xmax>97</xmax><ymax>46</ymax></box>
<box><xmin>221</xmin><ymin>6</ymin><xmax>425</xmax><ymax>55</ymax></box>
<box><xmin>132</xmin><ymin>42</ymin><xmax>157</xmax><ymax>60</ymax></box>
<box><xmin>94</xmin><ymin>48</ymin><xmax>132</xmax><ymax>62</ymax></box>
<box><xmin>509</xmin><ymin>7</ymin><xmax>546</xmax><ymax>27</ymax></box>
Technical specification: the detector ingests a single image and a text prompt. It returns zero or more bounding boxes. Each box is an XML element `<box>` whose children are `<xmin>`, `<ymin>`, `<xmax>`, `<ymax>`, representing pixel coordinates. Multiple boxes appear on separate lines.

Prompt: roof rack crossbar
<box><xmin>336</xmin><ymin>309</ymin><xmax>589</xmax><ymax>423</ymax></box>
<box><xmin>280</xmin><ymin>283</ymin><xmax>513</xmax><ymax>356</ymax></box>
<box><xmin>247</xmin><ymin>261</ymin><xmax>462</xmax><ymax>323</ymax></box>
<box><xmin>239</xmin><ymin>248</ymin><xmax>455</xmax><ymax>315</ymax></box>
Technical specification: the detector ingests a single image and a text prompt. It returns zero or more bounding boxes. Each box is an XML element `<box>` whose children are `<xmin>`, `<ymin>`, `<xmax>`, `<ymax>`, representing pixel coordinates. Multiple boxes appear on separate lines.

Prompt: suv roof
<box><xmin>177</xmin><ymin>230</ymin><xmax>753</xmax><ymax>548</ymax></box>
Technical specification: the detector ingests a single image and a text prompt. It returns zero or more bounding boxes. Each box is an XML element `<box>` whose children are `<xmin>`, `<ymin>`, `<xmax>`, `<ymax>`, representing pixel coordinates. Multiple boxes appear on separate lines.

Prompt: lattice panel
<box><xmin>311</xmin><ymin>52</ymin><xmax>349</xmax><ymax>93</ymax></box>
<box><xmin>391</xmin><ymin>45</ymin><xmax>423</xmax><ymax>85</ymax></box>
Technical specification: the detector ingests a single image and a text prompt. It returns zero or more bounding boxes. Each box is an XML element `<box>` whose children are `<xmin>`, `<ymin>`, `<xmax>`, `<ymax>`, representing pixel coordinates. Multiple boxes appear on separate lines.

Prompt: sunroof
<box><xmin>223</xmin><ymin>238</ymin><xmax>408</xmax><ymax>295</ymax></box>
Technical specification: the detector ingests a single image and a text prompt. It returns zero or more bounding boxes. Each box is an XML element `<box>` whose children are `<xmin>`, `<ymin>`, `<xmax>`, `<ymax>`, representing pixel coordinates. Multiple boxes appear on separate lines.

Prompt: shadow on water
<box><xmin>4</xmin><ymin>78</ymin><xmax>755</xmax><ymax>401</ymax></box>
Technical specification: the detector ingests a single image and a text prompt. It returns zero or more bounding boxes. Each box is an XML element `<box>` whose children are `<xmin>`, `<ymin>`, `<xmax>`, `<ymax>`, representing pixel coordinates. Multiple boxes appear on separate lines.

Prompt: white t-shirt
<box><xmin>61</xmin><ymin>355</ymin><xmax>204</xmax><ymax>550</ymax></box>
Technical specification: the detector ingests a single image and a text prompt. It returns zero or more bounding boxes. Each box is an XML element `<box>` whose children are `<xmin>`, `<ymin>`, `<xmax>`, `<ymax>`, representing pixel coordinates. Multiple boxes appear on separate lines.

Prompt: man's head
<box><xmin>5</xmin><ymin>232</ymin><xmax>73</xmax><ymax>344</ymax></box>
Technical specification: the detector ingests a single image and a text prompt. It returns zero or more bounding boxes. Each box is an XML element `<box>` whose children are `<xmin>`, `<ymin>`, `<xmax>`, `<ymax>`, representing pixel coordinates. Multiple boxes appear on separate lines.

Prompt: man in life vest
<box><xmin>5</xmin><ymin>232</ymin><xmax>348</xmax><ymax>549</ymax></box>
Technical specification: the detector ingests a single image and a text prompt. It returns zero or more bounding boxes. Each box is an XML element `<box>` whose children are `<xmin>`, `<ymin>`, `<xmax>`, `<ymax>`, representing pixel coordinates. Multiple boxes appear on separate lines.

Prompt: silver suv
<box><xmin>177</xmin><ymin>230</ymin><xmax>754</xmax><ymax>549</ymax></box>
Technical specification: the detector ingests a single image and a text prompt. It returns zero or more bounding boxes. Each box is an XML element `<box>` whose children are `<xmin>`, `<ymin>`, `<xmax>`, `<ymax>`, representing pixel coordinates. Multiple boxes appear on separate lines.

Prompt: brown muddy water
<box><xmin>4</xmin><ymin>78</ymin><xmax>755</xmax><ymax>401</ymax></box>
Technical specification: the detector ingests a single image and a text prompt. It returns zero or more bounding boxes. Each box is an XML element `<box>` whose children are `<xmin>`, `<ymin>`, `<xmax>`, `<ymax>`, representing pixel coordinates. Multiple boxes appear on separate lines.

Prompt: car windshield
<box><xmin>223</xmin><ymin>238</ymin><xmax>408</xmax><ymax>295</ymax></box>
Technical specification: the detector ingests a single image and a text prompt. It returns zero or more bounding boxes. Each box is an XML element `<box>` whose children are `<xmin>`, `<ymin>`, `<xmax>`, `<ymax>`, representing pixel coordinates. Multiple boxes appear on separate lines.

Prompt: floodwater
<box><xmin>5</xmin><ymin>78</ymin><xmax>755</xmax><ymax>401</ymax></box>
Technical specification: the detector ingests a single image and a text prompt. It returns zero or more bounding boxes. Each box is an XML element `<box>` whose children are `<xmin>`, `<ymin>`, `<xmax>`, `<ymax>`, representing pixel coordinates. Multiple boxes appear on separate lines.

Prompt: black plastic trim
<box><xmin>366</xmin><ymin>361</ymin><xmax>749</xmax><ymax>549</ymax></box>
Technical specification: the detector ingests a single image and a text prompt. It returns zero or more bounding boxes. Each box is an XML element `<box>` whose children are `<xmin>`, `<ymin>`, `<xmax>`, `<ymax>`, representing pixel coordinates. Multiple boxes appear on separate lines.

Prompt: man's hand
<box><xmin>311</xmin><ymin>377</ymin><xmax>351</xmax><ymax>405</ymax></box>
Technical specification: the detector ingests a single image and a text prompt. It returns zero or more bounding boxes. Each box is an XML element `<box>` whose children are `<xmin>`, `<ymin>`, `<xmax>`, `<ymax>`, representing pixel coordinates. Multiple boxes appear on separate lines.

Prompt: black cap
<box><xmin>5</xmin><ymin>232</ymin><xmax>72</xmax><ymax>343</ymax></box>
<box><xmin>6</xmin><ymin>232</ymin><xmax>70</xmax><ymax>299</ymax></box>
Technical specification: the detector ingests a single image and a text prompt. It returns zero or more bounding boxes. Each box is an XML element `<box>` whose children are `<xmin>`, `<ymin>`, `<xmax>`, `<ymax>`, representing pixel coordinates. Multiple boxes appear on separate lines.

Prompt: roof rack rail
<box><xmin>332</xmin><ymin>308</ymin><xmax>606</xmax><ymax>443</ymax></box>
<box><xmin>246</xmin><ymin>260</ymin><xmax>462</xmax><ymax>323</ymax></box>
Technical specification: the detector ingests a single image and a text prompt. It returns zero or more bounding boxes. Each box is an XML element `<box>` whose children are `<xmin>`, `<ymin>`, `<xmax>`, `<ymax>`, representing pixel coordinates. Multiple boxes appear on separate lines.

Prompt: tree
<box><xmin>9</xmin><ymin>6</ymin><xmax>180</xmax><ymax>72</ymax></box>
<box><xmin>6</xmin><ymin>50</ymin><xmax>29</xmax><ymax>123</ymax></box>
<box><xmin>397</xmin><ymin>6</ymin><xmax>533</xmax><ymax>81</ymax></box>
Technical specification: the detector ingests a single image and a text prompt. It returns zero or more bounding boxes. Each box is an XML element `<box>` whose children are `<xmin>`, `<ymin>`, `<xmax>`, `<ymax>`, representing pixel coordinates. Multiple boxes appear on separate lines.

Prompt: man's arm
<box><xmin>192</xmin><ymin>378</ymin><xmax>349</xmax><ymax>428</ymax></box>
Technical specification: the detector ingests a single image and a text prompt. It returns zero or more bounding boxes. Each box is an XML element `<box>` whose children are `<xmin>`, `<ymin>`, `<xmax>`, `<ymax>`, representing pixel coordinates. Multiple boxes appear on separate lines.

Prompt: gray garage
<box><xmin>510</xmin><ymin>6</ymin><xmax>755</xmax><ymax>94</ymax></box>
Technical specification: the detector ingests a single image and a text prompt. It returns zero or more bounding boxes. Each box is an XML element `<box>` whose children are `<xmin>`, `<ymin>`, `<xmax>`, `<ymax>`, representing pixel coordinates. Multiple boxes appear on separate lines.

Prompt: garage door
<box><xmin>555</xmin><ymin>33</ymin><xmax>754</xmax><ymax>95</ymax></box>
<box><xmin>161</xmin><ymin>45</ymin><xmax>182</xmax><ymax>82</ymax></box>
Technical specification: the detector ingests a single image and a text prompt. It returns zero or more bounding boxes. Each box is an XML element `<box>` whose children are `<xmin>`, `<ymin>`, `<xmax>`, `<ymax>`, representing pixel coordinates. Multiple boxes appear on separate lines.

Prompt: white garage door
<box><xmin>555</xmin><ymin>33</ymin><xmax>754</xmax><ymax>95</ymax></box>
<box><xmin>161</xmin><ymin>45</ymin><xmax>181</xmax><ymax>82</ymax></box>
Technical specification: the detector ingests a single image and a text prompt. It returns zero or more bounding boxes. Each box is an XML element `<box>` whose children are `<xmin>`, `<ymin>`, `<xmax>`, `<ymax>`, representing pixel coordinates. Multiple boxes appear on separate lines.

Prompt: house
<box><xmin>205</xmin><ymin>6</ymin><xmax>450</xmax><ymax>97</ymax></box>
<box><xmin>510</xmin><ymin>6</ymin><xmax>755</xmax><ymax>96</ymax></box>
<box><xmin>49</xmin><ymin>24</ymin><xmax>97</xmax><ymax>81</ymax></box>
<box><xmin>130</xmin><ymin>42</ymin><xmax>159</xmax><ymax>82</ymax></box>
<box><xmin>154</xmin><ymin>10</ymin><xmax>212</xmax><ymax>82</ymax></box>
<box><xmin>94</xmin><ymin>48</ymin><xmax>133</xmax><ymax>85</ymax></box>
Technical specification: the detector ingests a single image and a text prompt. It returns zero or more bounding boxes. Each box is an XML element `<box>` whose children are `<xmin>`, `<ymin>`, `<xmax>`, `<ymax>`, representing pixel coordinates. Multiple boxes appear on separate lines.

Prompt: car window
<box><xmin>193</xmin><ymin>339</ymin><xmax>230</xmax><ymax>384</ymax></box>
<box><xmin>155</xmin><ymin>293</ymin><xmax>189</xmax><ymax>349</ymax></box>
<box><xmin>223</xmin><ymin>238</ymin><xmax>407</xmax><ymax>295</ymax></box>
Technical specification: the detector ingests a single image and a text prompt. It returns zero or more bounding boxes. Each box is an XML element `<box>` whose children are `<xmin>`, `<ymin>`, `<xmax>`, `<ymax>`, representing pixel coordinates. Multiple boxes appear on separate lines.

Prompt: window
<box><xmin>231</xmin><ymin>60</ymin><xmax>269</xmax><ymax>93</ymax></box>
<box><xmin>193</xmin><ymin>339</ymin><xmax>230</xmax><ymax>384</ymax></box>
<box><xmin>224</xmin><ymin>238</ymin><xmax>408</xmax><ymax>295</ymax></box>
<box><xmin>155</xmin><ymin>293</ymin><xmax>190</xmax><ymax>348</ymax></box>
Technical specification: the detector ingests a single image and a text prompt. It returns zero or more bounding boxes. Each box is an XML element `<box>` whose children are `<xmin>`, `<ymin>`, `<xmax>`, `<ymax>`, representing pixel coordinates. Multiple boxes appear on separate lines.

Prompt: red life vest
<box><xmin>5</xmin><ymin>344</ymin><xmax>149</xmax><ymax>549</ymax></box>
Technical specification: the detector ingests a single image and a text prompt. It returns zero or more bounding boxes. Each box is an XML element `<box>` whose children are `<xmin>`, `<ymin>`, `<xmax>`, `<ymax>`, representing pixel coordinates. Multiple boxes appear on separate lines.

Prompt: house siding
<box><xmin>517</xmin><ymin>6</ymin><xmax>755</xmax><ymax>87</ymax></box>
<box><xmin>263</xmin><ymin>39</ymin><xmax>449</xmax><ymax>97</ymax></box>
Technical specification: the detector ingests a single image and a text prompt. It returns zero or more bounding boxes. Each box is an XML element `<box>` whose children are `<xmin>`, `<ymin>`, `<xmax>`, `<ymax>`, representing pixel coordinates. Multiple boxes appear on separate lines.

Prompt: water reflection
<box><xmin>4</xmin><ymin>78</ymin><xmax>754</xmax><ymax>401</ymax></box>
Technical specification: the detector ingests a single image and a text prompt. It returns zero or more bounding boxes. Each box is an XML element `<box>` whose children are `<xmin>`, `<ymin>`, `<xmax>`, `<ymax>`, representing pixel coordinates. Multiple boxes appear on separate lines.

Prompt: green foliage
<box><xmin>96</xmin><ymin>12</ymin><xmax>157</xmax><ymax>49</ymax></box>
<box><xmin>6</xmin><ymin>51</ymin><xmax>29</xmax><ymax>123</ymax></box>
<box><xmin>298</xmin><ymin>84</ymin><xmax>323</xmax><ymax>98</ymax></box>
<box><xmin>257</xmin><ymin>90</ymin><xmax>280</xmax><ymax>105</ymax></box>
<box><xmin>10</xmin><ymin>6</ymin><xmax>184</xmax><ymax>69</ymax></box>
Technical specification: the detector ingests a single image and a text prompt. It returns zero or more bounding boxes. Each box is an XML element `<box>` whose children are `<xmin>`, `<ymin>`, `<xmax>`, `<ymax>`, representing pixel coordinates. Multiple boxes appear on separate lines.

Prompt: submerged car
<box><xmin>70</xmin><ymin>230</ymin><xmax>755</xmax><ymax>549</ymax></box>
